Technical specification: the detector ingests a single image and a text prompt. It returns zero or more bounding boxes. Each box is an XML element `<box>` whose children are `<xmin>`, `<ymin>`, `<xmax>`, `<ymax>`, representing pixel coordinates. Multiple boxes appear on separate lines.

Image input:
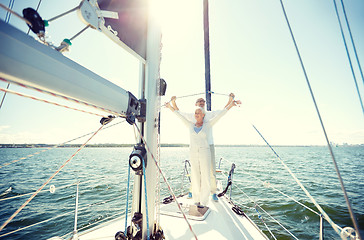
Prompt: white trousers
<box><xmin>209</xmin><ymin>145</ymin><xmax>217</xmax><ymax>194</ymax></box>
<box><xmin>190</xmin><ymin>147</ymin><xmax>211</xmax><ymax>206</ymax></box>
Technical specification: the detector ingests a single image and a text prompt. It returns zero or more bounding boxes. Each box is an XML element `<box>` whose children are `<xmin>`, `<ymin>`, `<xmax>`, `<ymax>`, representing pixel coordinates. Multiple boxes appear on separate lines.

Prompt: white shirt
<box><xmin>179</xmin><ymin>110</ymin><xmax>223</xmax><ymax>145</ymax></box>
<box><xmin>175</xmin><ymin>109</ymin><xmax>227</xmax><ymax>147</ymax></box>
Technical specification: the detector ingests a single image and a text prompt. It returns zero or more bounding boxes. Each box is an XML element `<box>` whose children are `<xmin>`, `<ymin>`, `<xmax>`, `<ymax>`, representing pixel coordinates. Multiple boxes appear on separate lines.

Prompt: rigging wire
<box><xmin>161</xmin><ymin>91</ymin><xmax>231</xmax><ymax>107</ymax></box>
<box><xmin>142</xmin><ymin>157</ymin><xmax>150</xmax><ymax>240</ymax></box>
<box><xmin>0</xmin><ymin>86</ymin><xmax>106</xmax><ymax>117</ymax></box>
<box><xmin>0</xmin><ymin>194</ymin><xmax>125</xmax><ymax>238</ymax></box>
<box><xmin>0</xmin><ymin>0</ymin><xmax>15</xmax><ymax>111</ymax></box>
<box><xmin>235</xmin><ymin>173</ymin><xmax>320</xmax><ymax>216</ymax></box>
<box><xmin>26</xmin><ymin>0</ymin><xmax>42</xmax><ymax>35</ymax></box>
<box><xmin>0</xmin><ymin>182</ymin><xmax>77</xmax><ymax>202</ymax></box>
<box><xmin>0</xmin><ymin>123</ymin><xmax>105</xmax><ymax>232</ymax></box>
<box><xmin>0</xmin><ymin>3</ymin><xmax>32</xmax><ymax>27</ymax></box>
<box><xmin>332</xmin><ymin>0</ymin><xmax>364</xmax><ymax>115</ymax></box>
<box><xmin>0</xmin><ymin>209</ymin><xmax>75</xmax><ymax>238</ymax></box>
<box><xmin>0</xmin><ymin>119</ymin><xmax>124</xmax><ymax>169</ymax></box>
<box><xmin>219</xmin><ymin>164</ymin><xmax>296</xmax><ymax>240</ymax></box>
<box><xmin>124</xmin><ymin>165</ymin><xmax>131</xmax><ymax>234</ymax></box>
<box><xmin>4</xmin><ymin>0</ymin><xmax>15</xmax><ymax>23</ymax></box>
<box><xmin>221</xmin><ymin>156</ymin><xmax>351</xmax><ymax>237</ymax></box>
<box><xmin>133</xmin><ymin>123</ymin><xmax>199</xmax><ymax>240</ymax></box>
<box><xmin>252</xmin><ymin>123</ymin><xmax>343</xmax><ymax>237</ymax></box>
<box><xmin>0</xmin><ymin>77</ymin><xmax>121</xmax><ymax>117</ymax></box>
<box><xmin>338</xmin><ymin>0</ymin><xmax>364</xmax><ymax>87</ymax></box>
<box><xmin>278</xmin><ymin>0</ymin><xmax>361</xmax><ymax>238</ymax></box>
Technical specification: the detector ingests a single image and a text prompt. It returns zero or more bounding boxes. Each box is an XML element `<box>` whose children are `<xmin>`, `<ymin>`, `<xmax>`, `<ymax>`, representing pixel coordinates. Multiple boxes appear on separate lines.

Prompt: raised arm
<box><xmin>209</xmin><ymin>99</ymin><xmax>241</xmax><ymax>126</ymax></box>
<box><xmin>224</xmin><ymin>93</ymin><xmax>235</xmax><ymax>109</ymax></box>
<box><xmin>165</xmin><ymin>101</ymin><xmax>191</xmax><ymax>127</ymax></box>
<box><xmin>226</xmin><ymin>99</ymin><xmax>241</xmax><ymax>110</ymax></box>
<box><xmin>171</xmin><ymin>96</ymin><xmax>179</xmax><ymax>111</ymax></box>
<box><xmin>165</xmin><ymin>101</ymin><xmax>176</xmax><ymax>112</ymax></box>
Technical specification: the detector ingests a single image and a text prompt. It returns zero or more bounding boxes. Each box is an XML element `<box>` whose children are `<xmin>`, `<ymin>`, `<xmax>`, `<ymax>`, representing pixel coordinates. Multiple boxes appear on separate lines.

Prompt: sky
<box><xmin>0</xmin><ymin>0</ymin><xmax>363</xmax><ymax>146</ymax></box>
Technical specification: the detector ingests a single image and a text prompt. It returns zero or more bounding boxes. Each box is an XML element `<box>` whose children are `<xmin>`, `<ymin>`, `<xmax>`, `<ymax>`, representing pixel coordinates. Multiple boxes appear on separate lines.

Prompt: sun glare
<box><xmin>149</xmin><ymin>0</ymin><xmax>200</xmax><ymax>33</ymax></box>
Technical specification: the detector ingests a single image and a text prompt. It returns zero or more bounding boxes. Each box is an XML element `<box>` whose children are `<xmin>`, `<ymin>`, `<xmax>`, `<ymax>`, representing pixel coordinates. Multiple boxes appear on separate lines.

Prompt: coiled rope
<box><xmin>0</xmin><ymin>123</ymin><xmax>105</xmax><ymax>232</ymax></box>
<box><xmin>279</xmin><ymin>0</ymin><xmax>361</xmax><ymax>238</ymax></box>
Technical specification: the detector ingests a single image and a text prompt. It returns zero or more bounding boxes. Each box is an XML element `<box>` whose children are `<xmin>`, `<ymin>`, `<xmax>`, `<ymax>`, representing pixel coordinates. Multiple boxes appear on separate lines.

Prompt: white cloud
<box><xmin>0</xmin><ymin>125</ymin><xmax>10</xmax><ymax>132</ymax></box>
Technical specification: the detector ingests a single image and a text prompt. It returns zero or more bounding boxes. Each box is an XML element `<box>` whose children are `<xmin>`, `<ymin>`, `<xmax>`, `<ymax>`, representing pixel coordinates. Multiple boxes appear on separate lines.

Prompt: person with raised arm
<box><xmin>169</xmin><ymin>93</ymin><xmax>235</xmax><ymax>201</ymax></box>
<box><xmin>166</xmin><ymin>98</ymin><xmax>240</xmax><ymax>208</ymax></box>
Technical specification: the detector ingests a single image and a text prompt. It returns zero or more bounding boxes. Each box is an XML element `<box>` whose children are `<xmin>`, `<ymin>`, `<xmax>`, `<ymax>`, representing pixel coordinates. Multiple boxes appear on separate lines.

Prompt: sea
<box><xmin>0</xmin><ymin>146</ymin><xmax>363</xmax><ymax>240</ymax></box>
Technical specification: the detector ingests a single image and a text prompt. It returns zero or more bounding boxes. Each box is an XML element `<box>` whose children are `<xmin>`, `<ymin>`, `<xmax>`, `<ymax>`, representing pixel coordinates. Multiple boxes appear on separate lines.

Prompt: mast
<box><xmin>203</xmin><ymin>0</ymin><xmax>212</xmax><ymax>111</ymax></box>
<box><xmin>135</xmin><ymin>10</ymin><xmax>161</xmax><ymax>239</ymax></box>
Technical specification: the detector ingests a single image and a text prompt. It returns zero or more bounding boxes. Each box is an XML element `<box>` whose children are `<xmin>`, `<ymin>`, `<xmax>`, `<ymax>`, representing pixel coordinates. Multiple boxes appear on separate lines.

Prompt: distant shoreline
<box><xmin>0</xmin><ymin>143</ymin><xmax>362</xmax><ymax>148</ymax></box>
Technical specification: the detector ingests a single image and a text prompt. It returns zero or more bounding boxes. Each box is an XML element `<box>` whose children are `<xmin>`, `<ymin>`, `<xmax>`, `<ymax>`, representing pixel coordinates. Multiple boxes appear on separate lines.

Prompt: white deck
<box><xmin>77</xmin><ymin>193</ymin><xmax>268</xmax><ymax>240</ymax></box>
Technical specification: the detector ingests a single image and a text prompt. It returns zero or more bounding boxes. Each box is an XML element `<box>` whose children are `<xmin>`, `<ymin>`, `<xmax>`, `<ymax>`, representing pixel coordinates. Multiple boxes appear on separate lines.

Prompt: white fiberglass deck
<box><xmin>77</xmin><ymin>193</ymin><xmax>267</xmax><ymax>240</ymax></box>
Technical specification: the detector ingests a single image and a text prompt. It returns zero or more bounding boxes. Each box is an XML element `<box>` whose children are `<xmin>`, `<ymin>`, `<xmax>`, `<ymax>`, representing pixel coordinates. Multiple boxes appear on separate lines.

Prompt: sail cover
<box><xmin>98</xmin><ymin>0</ymin><xmax>148</xmax><ymax>60</ymax></box>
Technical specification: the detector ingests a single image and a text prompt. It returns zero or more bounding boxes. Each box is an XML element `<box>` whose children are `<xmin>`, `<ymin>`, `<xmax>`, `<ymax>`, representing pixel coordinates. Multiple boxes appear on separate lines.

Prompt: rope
<box><xmin>0</xmin><ymin>83</ymin><xmax>10</xmax><ymax>110</ymax></box>
<box><xmin>161</xmin><ymin>91</ymin><xmax>232</xmax><ymax>108</ymax></box>
<box><xmin>234</xmin><ymin>173</ymin><xmax>320</xmax><ymax>216</ymax></box>
<box><xmin>0</xmin><ymin>120</ymin><xmax>124</xmax><ymax>169</ymax></box>
<box><xmin>0</xmin><ymin>3</ymin><xmax>33</xmax><ymax>27</ymax></box>
<box><xmin>142</xmin><ymin>158</ymin><xmax>150</xmax><ymax>240</ymax></box>
<box><xmin>125</xmin><ymin>165</ymin><xmax>131</xmax><ymax>233</ymax></box>
<box><xmin>0</xmin><ymin>0</ymin><xmax>15</xmax><ymax>110</ymax></box>
<box><xmin>175</xmin><ymin>92</ymin><xmax>205</xmax><ymax>100</ymax></box>
<box><xmin>0</xmin><ymin>0</ymin><xmax>43</xmax><ymax>108</ymax></box>
<box><xmin>0</xmin><ymin>181</ymin><xmax>78</xmax><ymax>202</ymax></box>
<box><xmin>332</xmin><ymin>0</ymin><xmax>364</xmax><ymax>115</ymax></box>
<box><xmin>0</xmin><ymin>124</ymin><xmax>105</xmax><ymax>232</ymax></box>
<box><xmin>47</xmin><ymin>5</ymin><xmax>79</xmax><ymax>22</ymax></box>
<box><xmin>0</xmin><ymin>78</ymin><xmax>121</xmax><ymax>117</ymax></box>
<box><xmin>279</xmin><ymin>1</ymin><xmax>361</xmax><ymax>238</ymax></box>
<box><xmin>252</xmin><ymin>123</ymin><xmax>342</xmax><ymax>236</ymax></box>
<box><xmin>0</xmin><ymin>209</ymin><xmax>75</xmax><ymax>238</ymax></box>
<box><xmin>221</xmin><ymin>169</ymin><xmax>296</xmax><ymax>240</ymax></box>
<box><xmin>338</xmin><ymin>0</ymin><xmax>364</xmax><ymax>88</ymax></box>
<box><xmin>255</xmin><ymin>207</ymin><xmax>277</xmax><ymax>240</ymax></box>
<box><xmin>65</xmin><ymin>212</ymin><xmax>125</xmax><ymax>239</ymax></box>
<box><xmin>219</xmin><ymin>170</ymin><xmax>281</xmax><ymax>240</ymax></box>
<box><xmin>26</xmin><ymin>0</ymin><xmax>43</xmax><ymax>36</ymax></box>
<box><xmin>0</xmin><ymin>86</ymin><xmax>106</xmax><ymax>117</ymax></box>
<box><xmin>220</xmin><ymin>156</ymin><xmax>320</xmax><ymax>216</ymax></box>
<box><xmin>133</xmin><ymin>123</ymin><xmax>198</xmax><ymax>240</ymax></box>
<box><xmin>69</xmin><ymin>25</ymin><xmax>90</xmax><ymax>41</ymax></box>
<box><xmin>4</xmin><ymin>0</ymin><xmax>15</xmax><ymax>22</ymax></box>
<box><xmin>0</xmin><ymin>193</ymin><xmax>126</xmax><ymax>238</ymax></box>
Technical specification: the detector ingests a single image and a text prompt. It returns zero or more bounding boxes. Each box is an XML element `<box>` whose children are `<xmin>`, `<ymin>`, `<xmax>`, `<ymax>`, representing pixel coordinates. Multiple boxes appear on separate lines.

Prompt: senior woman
<box><xmin>166</xmin><ymin>99</ymin><xmax>240</xmax><ymax>208</ymax></box>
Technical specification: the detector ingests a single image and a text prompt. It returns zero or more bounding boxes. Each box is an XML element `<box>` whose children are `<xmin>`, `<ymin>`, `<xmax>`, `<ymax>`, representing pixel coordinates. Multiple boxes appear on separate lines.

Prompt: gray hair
<box><xmin>195</xmin><ymin>107</ymin><xmax>206</xmax><ymax>116</ymax></box>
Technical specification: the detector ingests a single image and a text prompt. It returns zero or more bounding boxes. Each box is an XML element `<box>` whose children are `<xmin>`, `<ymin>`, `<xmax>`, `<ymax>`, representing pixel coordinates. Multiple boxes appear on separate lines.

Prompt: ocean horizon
<box><xmin>0</xmin><ymin>146</ymin><xmax>363</xmax><ymax>239</ymax></box>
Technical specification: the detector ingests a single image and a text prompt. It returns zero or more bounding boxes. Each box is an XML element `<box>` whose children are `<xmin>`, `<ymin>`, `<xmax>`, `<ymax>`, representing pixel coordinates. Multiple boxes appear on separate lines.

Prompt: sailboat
<box><xmin>0</xmin><ymin>0</ymin><xmax>362</xmax><ymax>239</ymax></box>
